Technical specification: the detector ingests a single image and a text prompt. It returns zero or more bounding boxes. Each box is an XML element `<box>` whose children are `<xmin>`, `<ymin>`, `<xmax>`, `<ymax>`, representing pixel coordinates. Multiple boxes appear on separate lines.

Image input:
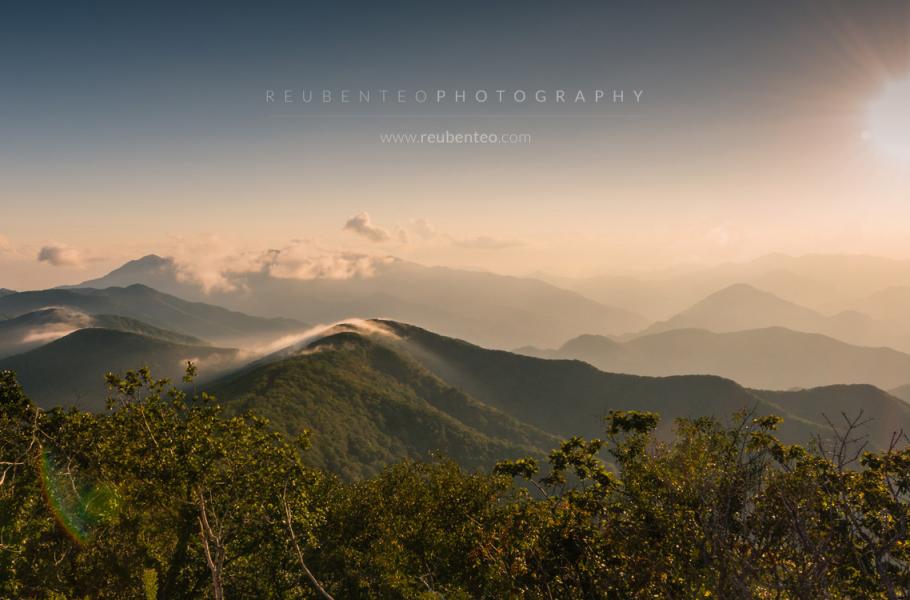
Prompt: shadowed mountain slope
<box><xmin>0</xmin><ymin>307</ymin><xmax>205</xmax><ymax>358</ymax></box>
<box><xmin>0</xmin><ymin>284</ymin><xmax>306</xmax><ymax>346</ymax></box>
<box><xmin>0</xmin><ymin>329</ymin><xmax>240</xmax><ymax>410</ymax></box>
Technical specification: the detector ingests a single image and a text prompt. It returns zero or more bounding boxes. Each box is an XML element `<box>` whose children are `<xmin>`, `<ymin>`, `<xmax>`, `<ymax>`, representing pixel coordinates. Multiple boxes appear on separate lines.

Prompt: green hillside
<box><xmin>208</xmin><ymin>331</ymin><xmax>556</xmax><ymax>480</ymax></box>
<box><xmin>0</xmin><ymin>328</ymin><xmax>240</xmax><ymax>410</ymax></box>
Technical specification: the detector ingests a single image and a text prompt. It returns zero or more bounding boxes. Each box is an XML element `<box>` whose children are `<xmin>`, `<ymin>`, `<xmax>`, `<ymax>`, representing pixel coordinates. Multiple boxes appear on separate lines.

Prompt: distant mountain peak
<box><xmin>690</xmin><ymin>283</ymin><xmax>804</xmax><ymax>311</ymax></box>
<box><xmin>708</xmin><ymin>282</ymin><xmax>777</xmax><ymax>298</ymax></box>
<box><xmin>115</xmin><ymin>254</ymin><xmax>175</xmax><ymax>272</ymax></box>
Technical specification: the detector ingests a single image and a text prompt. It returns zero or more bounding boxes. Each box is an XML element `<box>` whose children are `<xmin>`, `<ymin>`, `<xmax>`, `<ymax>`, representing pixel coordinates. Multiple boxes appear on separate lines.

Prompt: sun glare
<box><xmin>865</xmin><ymin>76</ymin><xmax>910</xmax><ymax>164</ymax></box>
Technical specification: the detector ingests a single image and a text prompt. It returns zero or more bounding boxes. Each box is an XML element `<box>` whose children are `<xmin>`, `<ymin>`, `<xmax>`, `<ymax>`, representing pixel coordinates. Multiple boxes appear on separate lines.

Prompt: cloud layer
<box><xmin>167</xmin><ymin>237</ymin><xmax>394</xmax><ymax>292</ymax></box>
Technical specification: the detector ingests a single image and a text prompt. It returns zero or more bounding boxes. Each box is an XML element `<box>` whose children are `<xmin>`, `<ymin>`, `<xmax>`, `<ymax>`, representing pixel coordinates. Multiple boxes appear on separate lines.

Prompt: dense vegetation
<box><xmin>3</xmin><ymin>365</ymin><xmax>910</xmax><ymax>599</ymax></box>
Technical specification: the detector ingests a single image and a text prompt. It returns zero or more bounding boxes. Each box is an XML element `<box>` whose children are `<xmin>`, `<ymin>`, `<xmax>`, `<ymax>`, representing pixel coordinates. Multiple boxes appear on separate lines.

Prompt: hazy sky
<box><xmin>2</xmin><ymin>1</ymin><xmax>910</xmax><ymax>289</ymax></box>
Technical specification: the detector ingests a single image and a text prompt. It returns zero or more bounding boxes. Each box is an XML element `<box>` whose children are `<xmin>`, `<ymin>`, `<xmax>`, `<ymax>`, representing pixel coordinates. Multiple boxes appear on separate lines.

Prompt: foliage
<box><xmin>3</xmin><ymin>368</ymin><xmax>910</xmax><ymax>599</ymax></box>
<box><xmin>1</xmin><ymin>367</ymin><xmax>325</xmax><ymax>599</ymax></box>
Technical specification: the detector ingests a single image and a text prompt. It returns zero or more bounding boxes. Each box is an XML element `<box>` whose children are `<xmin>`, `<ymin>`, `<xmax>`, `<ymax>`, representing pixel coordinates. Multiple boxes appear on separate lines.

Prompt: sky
<box><xmin>2</xmin><ymin>0</ymin><xmax>910</xmax><ymax>290</ymax></box>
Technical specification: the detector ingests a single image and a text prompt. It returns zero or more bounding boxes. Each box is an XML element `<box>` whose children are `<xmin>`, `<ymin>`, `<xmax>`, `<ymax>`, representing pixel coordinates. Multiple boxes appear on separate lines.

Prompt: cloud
<box><xmin>343</xmin><ymin>212</ymin><xmax>392</xmax><ymax>243</ymax></box>
<box><xmin>451</xmin><ymin>236</ymin><xmax>524</xmax><ymax>250</ymax></box>
<box><xmin>257</xmin><ymin>244</ymin><xmax>394</xmax><ymax>280</ymax></box>
<box><xmin>166</xmin><ymin>237</ymin><xmax>394</xmax><ymax>292</ymax></box>
<box><xmin>37</xmin><ymin>244</ymin><xmax>84</xmax><ymax>267</ymax></box>
<box><xmin>246</xmin><ymin>318</ymin><xmax>400</xmax><ymax>357</ymax></box>
<box><xmin>0</xmin><ymin>234</ymin><xmax>11</xmax><ymax>253</ymax></box>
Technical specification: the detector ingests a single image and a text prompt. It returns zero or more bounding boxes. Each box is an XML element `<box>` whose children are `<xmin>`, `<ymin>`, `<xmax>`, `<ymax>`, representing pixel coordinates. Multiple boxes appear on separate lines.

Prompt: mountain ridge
<box><xmin>520</xmin><ymin>326</ymin><xmax>910</xmax><ymax>390</ymax></box>
<box><xmin>0</xmin><ymin>307</ymin><xmax>207</xmax><ymax>358</ymax></box>
<box><xmin>0</xmin><ymin>284</ymin><xmax>307</xmax><ymax>346</ymax></box>
<box><xmin>636</xmin><ymin>283</ymin><xmax>910</xmax><ymax>351</ymax></box>
<box><xmin>72</xmin><ymin>254</ymin><xmax>648</xmax><ymax>349</ymax></box>
<box><xmin>0</xmin><ymin>328</ymin><xmax>241</xmax><ymax>410</ymax></box>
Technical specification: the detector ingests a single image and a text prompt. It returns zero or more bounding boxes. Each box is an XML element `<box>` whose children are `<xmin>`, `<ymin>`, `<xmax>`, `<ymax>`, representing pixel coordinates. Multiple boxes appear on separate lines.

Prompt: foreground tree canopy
<box><xmin>2</xmin><ymin>366</ymin><xmax>909</xmax><ymax>599</ymax></box>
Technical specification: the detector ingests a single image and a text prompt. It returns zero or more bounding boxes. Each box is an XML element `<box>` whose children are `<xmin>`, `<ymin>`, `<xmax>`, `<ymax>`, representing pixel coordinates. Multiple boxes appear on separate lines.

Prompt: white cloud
<box><xmin>343</xmin><ymin>212</ymin><xmax>392</xmax><ymax>243</ymax></box>
<box><xmin>166</xmin><ymin>237</ymin><xmax>394</xmax><ymax>292</ymax></box>
<box><xmin>0</xmin><ymin>234</ymin><xmax>11</xmax><ymax>253</ymax></box>
<box><xmin>37</xmin><ymin>244</ymin><xmax>84</xmax><ymax>267</ymax></box>
<box><xmin>258</xmin><ymin>244</ymin><xmax>394</xmax><ymax>280</ymax></box>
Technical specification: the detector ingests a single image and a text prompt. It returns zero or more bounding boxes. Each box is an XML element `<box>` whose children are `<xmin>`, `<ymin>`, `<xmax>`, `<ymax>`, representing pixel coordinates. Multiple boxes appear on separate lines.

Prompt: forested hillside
<box><xmin>209</xmin><ymin>331</ymin><xmax>556</xmax><ymax>479</ymax></box>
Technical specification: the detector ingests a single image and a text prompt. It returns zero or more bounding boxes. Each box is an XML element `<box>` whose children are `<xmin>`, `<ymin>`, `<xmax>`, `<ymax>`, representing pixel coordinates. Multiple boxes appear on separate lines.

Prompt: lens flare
<box><xmin>39</xmin><ymin>449</ymin><xmax>119</xmax><ymax>544</ymax></box>
<box><xmin>866</xmin><ymin>76</ymin><xmax>910</xmax><ymax>164</ymax></box>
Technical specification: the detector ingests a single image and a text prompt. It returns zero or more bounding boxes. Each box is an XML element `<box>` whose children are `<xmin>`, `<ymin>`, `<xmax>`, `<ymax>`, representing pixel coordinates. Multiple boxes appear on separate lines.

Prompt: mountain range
<box><xmin>74</xmin><ymin>254</ymin><xmax>648</xmax><ymax>349</ymax></box>
<box><xmin>3</xmin><ymin>252</ymin><xmax>910</xmax><ymax>479</ymax></box>
<box><xmin>206</xmin><ymin>320</ymin><xmax>910</xmax><ymax>471</ymax></box>
<box><xmin>0</xmin><ymin>306</ymin><xmax>206</xmax><ymax>358</ymax></box>
<box><xmin>540</xmin><ymin>253</ymin><xmax>910</xmax><ymax>320</ymax></box>
<box><xmin>635</xmin><ymin>283</ymin><xmax>910</xmax><ymax>351</ymax></box>
<box><xmin>0</xmin><ymin>328</ymin><xmax>241</xmax><ymax>411</ymax></box>
<box><xmin>518</xmin><ymin>326</ymin><xmax>910</xmax><ymax>390</ymax></box>
<box><xmin>0</xmin><ymin>284</ymin><xmax>307</xmax><ymax>347</ymax></box>
<box><xmin>3</xmin><ymin>307</ymin><xmax>908</xmax><ymax>477</ymax></box>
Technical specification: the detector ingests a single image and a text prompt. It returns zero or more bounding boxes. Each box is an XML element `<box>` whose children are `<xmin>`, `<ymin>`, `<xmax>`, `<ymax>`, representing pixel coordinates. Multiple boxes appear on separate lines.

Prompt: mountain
<box><xmin>384</xmin><ymin>321</ymin><xmax>910</xmax><ymax>449</ymax></box>
<box><xmin>642</xmin><ymin>284</ymin><xmax>832</xmax><ymax>334</ymax></box>
<box><xmin>0</xmin><ymin>329</ymin><xmax>241</xmax><ymax>410</ymax></box>
<box><xmin>370</xmin><ymin>320</ymin><xmax>824</xmax><ymax>443</ymax></box>
<box><xmin>638</xmin><ymin>283</ymin><xmax>910</xmax><ymax>351</ymax></box>
<box><xmin>532</xmin><ymin>273</ymin><xmax>677</xmax><ymax>321</ymax></box>
<box><xmin>74</xmin><ymin>255</ymin><xmax>648</xmax><ymax>349</ymax></box>
<box><xmin>7</xmin><ymin>318</ymin><xmax>907</xmax><ymax>478</ymax></box>
<box><xmin>0</xmin><ymin>288</ymin><xmax>15</xmax><ymax>297</ymax></box>
<box><xmin>752</xmin><ymin>385</ymin><xmax>910</xmax><ymax>448</ymax></box>
<box><xmin>209</xmin><ymin>320</ymin><xmax>910</xmax><ymax>457</ymax></box>
<box><xmin>0</xmin><ymin>307</ymin><xmax>205</xmax><ymax>358</ymax></box>
<box><xmin>520</xmin><ymin>327</ymin><xmax>910</xmax><ymax>390</ymax></box>
<box><xmin>207</xmin><ymin>328</ymin><xmax>558</xmax><ymax>480</ymax></box>
<box><xmin>541</xmin><ymin>253</ymin><xmax>910</xmax><ymax>320</ymax></box>
<box><xmin>74</xmin><ymin>254</ymin><xmax>187</xmax><ymax>295</ymax></box>
<box><xmin>0</xmin><ymin>284</ymin><xmax>307</xmax><ymax>347</ymax></box>
<box><xmin>850</xmin><ymin>287</ymin><xmax>910</xmax><ymax>323</ymax></box>
<box><xmin>670</xmin><ymin>254</ymin><xmax>910</xmax><ymax>313</ymax></box>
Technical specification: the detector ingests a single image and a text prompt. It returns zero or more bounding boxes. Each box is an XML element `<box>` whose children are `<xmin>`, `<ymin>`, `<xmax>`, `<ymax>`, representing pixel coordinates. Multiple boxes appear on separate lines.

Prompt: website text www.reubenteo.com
<box><xmin>380</xmin><ymin>130</ymin><xmax>531</xmax><ymax>144</ymax></box>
